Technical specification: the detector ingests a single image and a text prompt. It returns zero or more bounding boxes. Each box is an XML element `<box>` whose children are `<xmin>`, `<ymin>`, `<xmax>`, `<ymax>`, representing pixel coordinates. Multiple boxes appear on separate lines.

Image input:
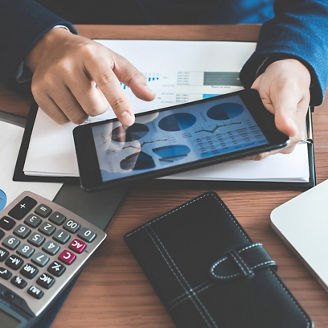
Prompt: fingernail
<box><xmin>119</xmin><ymin>111</ymin><xmax>135</xmax><ymax>126</ymax></box>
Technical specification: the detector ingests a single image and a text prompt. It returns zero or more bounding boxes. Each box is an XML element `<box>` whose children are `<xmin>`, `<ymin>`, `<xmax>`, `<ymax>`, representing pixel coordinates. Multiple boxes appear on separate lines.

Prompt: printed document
<box><xmin>0</xmin><ymin>121</ymin><xmax>62</xmax><ymax>209</ymax></box>
<box><xmin>23</xmin><ymin>40</ymin><xmax>309</xmax><ymax>183</ymax></box>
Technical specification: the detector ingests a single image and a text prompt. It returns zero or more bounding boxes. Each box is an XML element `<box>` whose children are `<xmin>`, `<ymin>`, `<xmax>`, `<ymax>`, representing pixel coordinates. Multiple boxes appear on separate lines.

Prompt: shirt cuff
<box><xmin>16</xmin><ymin>25</ymin><xmax>73</xmax><ymax>83</ymax></box>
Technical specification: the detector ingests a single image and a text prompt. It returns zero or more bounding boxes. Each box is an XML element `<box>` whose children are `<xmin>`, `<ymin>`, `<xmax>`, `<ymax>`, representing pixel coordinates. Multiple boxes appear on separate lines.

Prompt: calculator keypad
<box><xmin>58</xmin><ymin>250</ymin><xmax>76</xmax><ymax>265</ymax></box>
<box><xmin>0</xmin><ymin>247</ymin><xmax>9</xmax><ymax>261</ymax></box>
<box><xmin>20</xmin><ymin>263</ymin><xmax>39</xmax><ymax>279</ymax></box>
<box><xmin>17</xmin><ymin>244</ymin><xmax>35</xmax><ymax>258</ymax></box>
<box><xmin>13</xmin><ymin>224</ymin><xmax>31</xmax><ymax>239</ymax></box>
<box><xmin>42</xmin><ymin>241</ymin><xmax>60</xmax><ymax>255</ymax></box>
<box><xmin>38</xmin><ymin>222</ymin><xmax>56</xmax><ymax>236</ymax></box>
<box><xmin>28</xmin><ymin>233</ymin><xmax>45</xmax><ymax>247</ymax></box>
<box><xmin>0</xmin><ymin>191</ymin><xmax>106</xmax><ymax>317</ymax></box>
<box><xmin>32</xmin><ymin>252</ymin><xmax>50</xmax><ymax>267</ymax></box>
<box><xmin>53</xmin><ymin>229</ymin><xmax>70</xmax><ymax>244</ymax></box>
<box><xmin>0</xmin><ymin>216</ymin><xmax>16</xmax><ymax>230</ymax></box>
<box><xmin>37</xmin><ymin>273</ymin><xmax>55</xmax><ymax>289</ymax></box>
<box><xmin>0</xmin><ymin>267</ymin><xmax>12</xmax><ymax>280</ymax></box>
<box><xmin>48</xmin><ymin>261</ymin><xmax>66</xmax><ymax>277</ymax></box>
<box><xmin>11</xmin><ymin>276</ymin><xmax>27</xmax><ymax>289</ymax></box>
<box><xmin>2</xmin><ymin>235</ymin><xmax>20</xmax><ymax>250</ymax></box>
<box><xmin>8</xmin><ymin>196</ymin><xmax>37</xmax><ymax>220</ymax></box>
<box><xmin>24</xmin><ymin>214</ymin><xmax>42</xmax><ymax>228</ymax></box>
<box><xmin>5</xmin><ymin>255</ymin><xmax>24</xmax><ymax>270</ymax></box>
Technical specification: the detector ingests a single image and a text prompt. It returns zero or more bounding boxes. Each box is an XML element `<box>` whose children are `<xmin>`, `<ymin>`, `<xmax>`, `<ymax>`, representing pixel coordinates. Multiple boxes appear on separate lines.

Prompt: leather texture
<box><xmin>125</xmin><ymin>192</ymin><xmax>313</xmax><ymax>328</ymax></box>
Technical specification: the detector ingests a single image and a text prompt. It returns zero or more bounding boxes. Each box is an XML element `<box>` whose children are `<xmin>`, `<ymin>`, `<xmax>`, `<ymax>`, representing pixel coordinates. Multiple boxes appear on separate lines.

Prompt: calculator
<box><xmin>0</xmin><ymin>191</ymin><xmax>107</xmax><ymax>328</ymax></box>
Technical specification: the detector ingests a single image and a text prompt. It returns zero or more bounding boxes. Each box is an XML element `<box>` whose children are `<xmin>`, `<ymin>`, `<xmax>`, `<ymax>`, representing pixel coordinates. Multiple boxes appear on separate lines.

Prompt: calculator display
<box><xmin>0</xmin><ymin>309</ymin><xmax>20</xmax><ymax>328</ymax></box>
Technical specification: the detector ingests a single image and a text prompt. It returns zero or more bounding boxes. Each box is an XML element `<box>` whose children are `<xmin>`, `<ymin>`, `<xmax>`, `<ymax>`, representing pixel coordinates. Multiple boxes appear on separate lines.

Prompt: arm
<box><xmin>240</xmin><ymin>0</ymin><xmax>328</xmax><ymax>106</ymax></box>
<box><xmin>0</xmin><ymin>0</ymin><xmax>76</xmax><ymax>90</ymax></box>
<box><xmin>240</xmin><ymin>0</ymin><xmax>328</xmax><ymax>154</ymax></box>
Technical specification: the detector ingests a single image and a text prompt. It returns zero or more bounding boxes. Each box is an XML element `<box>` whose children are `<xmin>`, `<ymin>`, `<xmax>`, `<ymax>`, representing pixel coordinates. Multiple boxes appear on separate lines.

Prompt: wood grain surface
<box><xmin>0</xmin><ymin>25</ymin><xmax>327</xmax><ymax>327</ymax></box>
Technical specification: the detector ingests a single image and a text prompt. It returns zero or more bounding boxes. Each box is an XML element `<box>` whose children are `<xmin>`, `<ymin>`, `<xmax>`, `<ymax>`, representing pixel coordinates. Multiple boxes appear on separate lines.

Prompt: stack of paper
<box><xmin>22</xmin><ymin>40</ymin><xmax>310</xmax><ymax>184</ymax></box>
<box><xmin>0</xmin><ymin>121</ymin><xmax>62</xmax><ymax>207</ymax></box>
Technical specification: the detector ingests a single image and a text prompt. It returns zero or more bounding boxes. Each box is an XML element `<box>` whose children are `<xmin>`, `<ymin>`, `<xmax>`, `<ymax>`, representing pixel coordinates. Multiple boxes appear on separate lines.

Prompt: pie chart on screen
<box><xmin>112</xmin><ymin>123</ymin><xmax>149</xmax><ymax>142</ymax></box>
<box><xmin>159</xmin><ymin>113</ymin><xmax>196</xmax><ymax>131</ymax></box>
<box><xmin>207</xmin><ymin>102</ymin><xmax>244</xmax><ymax>120</ymax></box>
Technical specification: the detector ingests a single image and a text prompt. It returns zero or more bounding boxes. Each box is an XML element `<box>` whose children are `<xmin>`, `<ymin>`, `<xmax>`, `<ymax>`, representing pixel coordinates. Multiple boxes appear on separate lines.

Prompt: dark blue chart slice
<box><xmin>158</xmin><ymin>113</ymin><xmax>196</xmax><ymax>131</ymax></box>
<box><xmin>112</xmin><ymin>123</ymin><xmax>149</xmax><ymax>142</ymax></box>
<box><xmin>120</xmin><ymin>151</ymin><xmax>155</xmax><ymax>171</ymax></box>
<box><xmin>207</xmin><ymin>102</ymin><xmax>244</xmax><ymax>121</ymax></box>
<box><xmin>153</xmin><ymin>145</ymin><xmax>191</xmax><ymax>163</ymax></box>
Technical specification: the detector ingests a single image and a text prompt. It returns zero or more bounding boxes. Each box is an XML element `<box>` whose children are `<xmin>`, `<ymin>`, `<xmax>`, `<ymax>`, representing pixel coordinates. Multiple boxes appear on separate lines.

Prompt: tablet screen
<box><xmin>92</xmin><ymin>94</ymin><xmax>268</xmax><ymax>182</ymax></box>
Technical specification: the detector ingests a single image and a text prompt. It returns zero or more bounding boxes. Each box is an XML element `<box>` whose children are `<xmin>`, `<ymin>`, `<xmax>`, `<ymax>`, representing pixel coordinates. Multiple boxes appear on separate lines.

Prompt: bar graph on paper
<box><xmin>121</xmin><ymin>71</ymin><xmax>243</xmax><ymax>109</ymax></box>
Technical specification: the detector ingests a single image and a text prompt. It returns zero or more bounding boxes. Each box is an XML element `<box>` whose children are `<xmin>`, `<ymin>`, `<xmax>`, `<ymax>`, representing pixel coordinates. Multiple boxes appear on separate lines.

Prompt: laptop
<box><xmin>271</xmin><ymin>179</ymin><xmax>328</xmax><ymax>292</ymax></box>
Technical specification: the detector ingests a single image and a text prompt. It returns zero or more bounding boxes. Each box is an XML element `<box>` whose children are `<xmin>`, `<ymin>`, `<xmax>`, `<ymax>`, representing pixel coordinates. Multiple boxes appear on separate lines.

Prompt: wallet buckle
<box><xmin>210</xmin><ymin>242</ymin><xmax>276</xmax><ymax>281</ymax></box>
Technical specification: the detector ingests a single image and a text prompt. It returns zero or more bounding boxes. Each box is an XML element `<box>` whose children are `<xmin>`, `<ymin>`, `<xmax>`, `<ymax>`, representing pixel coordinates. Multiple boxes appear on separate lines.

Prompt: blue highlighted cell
<box><xmin>202</xmin><ymin>94</ymin><xmax>220</xmax><ymax>99</ymax></box>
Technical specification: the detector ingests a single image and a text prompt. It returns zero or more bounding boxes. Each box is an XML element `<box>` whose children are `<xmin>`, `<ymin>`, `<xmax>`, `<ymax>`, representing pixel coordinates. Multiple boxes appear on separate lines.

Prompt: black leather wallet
<box><xmin>124</xmin><ymin>192</ymin><xmax>313</xmax><ymax>328</ymax></box>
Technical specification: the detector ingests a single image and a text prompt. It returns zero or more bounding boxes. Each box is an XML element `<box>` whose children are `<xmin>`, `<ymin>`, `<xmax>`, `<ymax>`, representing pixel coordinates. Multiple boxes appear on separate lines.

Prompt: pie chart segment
<box><xmin>159</xmin><ymin>113</ymin><xmax>196</xmax><ymax>131</ymax></box>
<box><xmin>207</xmin><ymin>102</ymin><xmax>244</xmax><ymax>121</ymax></box>
<box><xmin>112</xmin><ymin>123</ymin><xmax>149</xmax><ymax>142</ymax></box>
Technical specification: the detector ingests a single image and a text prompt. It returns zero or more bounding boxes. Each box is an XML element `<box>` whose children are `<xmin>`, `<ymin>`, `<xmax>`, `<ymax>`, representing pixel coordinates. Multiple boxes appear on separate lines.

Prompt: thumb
<box><xmin>271</xmin><ymin>90</ymin><xmax>299</xmax><ymax>138</ymax></box>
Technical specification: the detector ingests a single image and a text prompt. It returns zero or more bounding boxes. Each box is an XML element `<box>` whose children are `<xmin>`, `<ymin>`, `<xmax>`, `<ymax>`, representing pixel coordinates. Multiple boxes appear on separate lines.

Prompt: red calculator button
<box><xmin>58</xmin><ymin>250</ymin><xmax>76</xmax><ymax>265</ymax></box>
<box><xmin>69</xmin><ymin>239</ymin><xmax>86</xmax><ymax>254</ymax></box>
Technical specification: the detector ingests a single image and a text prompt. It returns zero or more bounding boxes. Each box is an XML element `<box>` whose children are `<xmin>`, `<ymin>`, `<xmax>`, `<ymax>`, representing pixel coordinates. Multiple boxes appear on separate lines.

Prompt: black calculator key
<box><xmin>63</xmin><ymin>219</ymin><xmax>80</xmax><ymax>233</ymax></box>
<box><xmin>24</xmin><ymin>214</ymin><xmax>42</xmax><ymax>228</ymax></box>
<box><xmin>17</xmin><ymin>244</ymin><xmax>35</xmax><ymax>258</ymax></box>
<box><xmin>11</xmin><ymin>276</ymin><xmax>27</xmax><ymax>289</ymax></box>
<box><xmin>78</xmin><ymin>227</ymin><xmax>97</xmax><ymax>243</ymax></box>
<box><xmin>53</xmin><ymin>229</ymin><xmax>70</xmax><ymax>244</ymax></box>
<box><xmin>42</xmin><ymin>241</ymin><xmax>60</xmax><ymax>255</ymax></box>
<box><xmin>0</xmin><ymin>229</ymin><xmax>4</xmax><ymax>240</ymax></box>
<box><xmin>28</xmin><ymin>233</ymin><xmax>45</xmax><ymax>247</ymax></box>
<box><xmin>31</xmin><ymin>252</ymin><xmax>49</xmax><ymax>267</ymax></box>
<box><xmin>0</xmin><ymin>216</ymin><xmax>16</xmax><ymax>230</ymax></box>
<box><xmin>38</xmin><ymin>222</ymin><xmax>56</xmax><ymax>236</ymax></box>
<box><xmin>20</xmin><ymin>263</ymin><xmax>39</xmax><ymax>279</ymax></box>
<box><xmin>0</xmin><ymin>247</ymin><xmax>9</xmax><ymax>261</ymax></box>
<box><xmin>13</xmin><ymin>225</ymin><xmax>31</xmax><ymax>239</ymax></box>
<box><xmin>2</xmin><ymin>235</ymin><xmax>20</xmax><ymax>250</ymax></box>
<box><xmin>49</xmin><ymin>212</ymin><xmax>66</xmax><ymax>225</ymax></box>
<box><xmin>37</xmin><ymin>273</ymin><xmax>55</xmax><ymax>289</ymax></box>
<box><xmin>0</xmin><ymin>267</ymin><xmax>12</xmax><ymax>280</ymax></box>
<box><xmin>27</xmin><ymin>285</ymin><xmax>44</xmax><ymax>299</ymax></box>
<box><xmin>34</xmin><ymin>204</ymin><xmax>52</xmax><ymax>218</ymax></box>
<box><xmin>8</xmin><ymin>196</ymin><xmax>37</xmax><ymax>220</ymax></box>
<box><xmin>48</xmin><ymin>261</ymin><xmax>66</xmax><ymax>277</ymax></box>
<box><xmin>5</xmin><ymin>255</ymin><xmax>24</xmax><ymax>270</ymax></box>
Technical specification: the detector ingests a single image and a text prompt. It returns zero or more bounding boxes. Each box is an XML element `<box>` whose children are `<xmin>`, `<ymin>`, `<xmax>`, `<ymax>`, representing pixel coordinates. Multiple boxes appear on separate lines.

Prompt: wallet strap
<box><xmin>210</xmin><ymin>242</ymin><xmax>276</xmax><ymax>281</ymax></box>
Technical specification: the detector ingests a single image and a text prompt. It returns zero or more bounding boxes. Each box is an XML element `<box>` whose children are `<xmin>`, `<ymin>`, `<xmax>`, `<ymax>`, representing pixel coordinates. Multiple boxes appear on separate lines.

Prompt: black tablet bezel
<box><xmin>73</xmin><ymin>89</ymin><xmax>289</xmax><ymax>191</ymax></box>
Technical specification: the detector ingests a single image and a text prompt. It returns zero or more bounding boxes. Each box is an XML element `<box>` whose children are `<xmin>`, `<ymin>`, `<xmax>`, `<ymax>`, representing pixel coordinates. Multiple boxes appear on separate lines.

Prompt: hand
<box><xmin>26</xmin><ymin>28</ymin><xmax>155</xmax><ymax>125</ymax></box>
<box><xmin>251</xmin><ymin>58</ymin><xmax>311</xmax><ymax>159</ymax></box>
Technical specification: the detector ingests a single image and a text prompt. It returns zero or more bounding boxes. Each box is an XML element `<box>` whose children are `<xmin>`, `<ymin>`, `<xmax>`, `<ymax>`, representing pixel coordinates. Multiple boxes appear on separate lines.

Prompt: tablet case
<box><xmin>124</xmin><ymin>192</ymin><xmax>313</xmax><ymax>328</ymax></box>
<box><xmin>13</xmin><ymin>103</ymin><xmax>316</xmax><ymax>190</ymax></box>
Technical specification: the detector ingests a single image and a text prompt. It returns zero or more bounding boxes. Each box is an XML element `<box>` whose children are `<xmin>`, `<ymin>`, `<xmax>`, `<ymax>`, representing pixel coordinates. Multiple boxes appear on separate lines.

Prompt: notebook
<box><xmin>13</xmin><ymin>40</ymin><xmax>315</xmax><ymax>189</ymax></box>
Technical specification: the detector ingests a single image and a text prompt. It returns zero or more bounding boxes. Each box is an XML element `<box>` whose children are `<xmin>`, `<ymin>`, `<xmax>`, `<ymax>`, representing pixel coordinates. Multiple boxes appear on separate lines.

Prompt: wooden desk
<box><xmin>1</xmin><ymin>25</ymin><xmax>328</xmax><ymax>328</ymax></box>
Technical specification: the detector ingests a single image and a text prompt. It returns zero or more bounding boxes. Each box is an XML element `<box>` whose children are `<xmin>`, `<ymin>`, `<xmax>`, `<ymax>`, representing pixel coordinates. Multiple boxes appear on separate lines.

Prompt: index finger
<box><xmin>85</xmin><ymin>56</ymin><xmax>135</xmax><ymax>127</ymax></box>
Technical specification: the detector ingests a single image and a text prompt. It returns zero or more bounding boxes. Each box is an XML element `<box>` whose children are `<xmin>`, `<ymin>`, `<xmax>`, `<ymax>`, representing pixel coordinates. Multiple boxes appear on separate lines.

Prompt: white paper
<box><xmin>23</xmin><ymin>40</ymin><xmax>309</xmax><ymax>183</ymax></box>
<box><xmin>0</xmin><ymin>121</ymin><xmax>62</xmax><ymax>209</ymax></box>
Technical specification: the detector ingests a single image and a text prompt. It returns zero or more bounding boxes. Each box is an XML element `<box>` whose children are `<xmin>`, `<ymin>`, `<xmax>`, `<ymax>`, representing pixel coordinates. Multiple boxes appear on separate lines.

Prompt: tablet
<box><xmin>73</xmin><ymin>89</ymin><xmax>289</xmax><ymax>190</ymax></box>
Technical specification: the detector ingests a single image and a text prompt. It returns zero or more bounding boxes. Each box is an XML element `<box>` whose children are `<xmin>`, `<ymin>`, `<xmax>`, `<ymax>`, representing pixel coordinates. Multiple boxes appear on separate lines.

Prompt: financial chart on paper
<box><xmin>121</xmin><ymin>70</ymin><xmax>243</xmax><ymax>113</ymax></box>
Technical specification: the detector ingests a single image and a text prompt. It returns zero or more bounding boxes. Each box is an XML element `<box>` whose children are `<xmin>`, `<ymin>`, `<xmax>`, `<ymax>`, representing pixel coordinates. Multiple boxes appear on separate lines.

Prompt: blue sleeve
<box><xmin>240</xmin><ymin>0</ymin><xmax>328</xmax><ymax>106</ymax></box>
<box><xmin>0</xmin><ymin>0</ymin><xmax>77</xmax><ymax>91</ymax></box>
